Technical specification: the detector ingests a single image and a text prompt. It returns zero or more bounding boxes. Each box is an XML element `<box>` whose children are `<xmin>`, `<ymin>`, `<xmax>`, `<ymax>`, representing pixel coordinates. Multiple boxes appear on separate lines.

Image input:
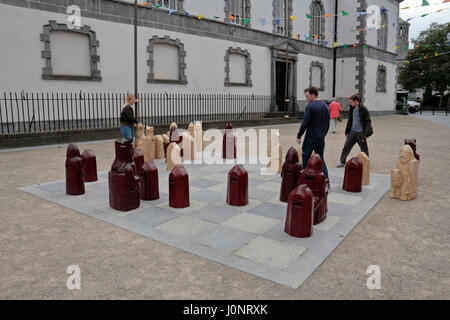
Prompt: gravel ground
<box><xmin>0</xmin><ymin>115</ymin><xmax>449</xmax><ymax>299</ymax></box>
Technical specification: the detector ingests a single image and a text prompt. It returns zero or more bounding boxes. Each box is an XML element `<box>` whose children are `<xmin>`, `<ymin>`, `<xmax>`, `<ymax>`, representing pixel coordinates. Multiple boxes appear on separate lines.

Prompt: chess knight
<box><xmin>390</xmin><ymin>145</ymin><xmax>419</xmax><ymax>201</ymax></box>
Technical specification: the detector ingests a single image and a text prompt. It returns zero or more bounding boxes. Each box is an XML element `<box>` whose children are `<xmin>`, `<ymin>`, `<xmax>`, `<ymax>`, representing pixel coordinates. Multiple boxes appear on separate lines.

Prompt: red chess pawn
<box><xmin>169</xmin><ymin>165</ymin><xmax>190</xmax><ymax>208</ymax></box>
<box><xmin>298</xmin><ymin>154</ymin><xmax>328</xmax><ymax>225</ymax></box>
<box><xmin>133</xmin><ymin>148</ymin><xmax>145</xmax><ymax>176</ymax></box>
<box><xmin>343</xmin><ymin>157</ymin><xmax>363</xmax><ymax>193</ymax></box>
<box><xmin>140</xmin><ymin>161</ymin><xmax>160</xmax><ymax>201</ymax></box>
<box><xmin>280</xmin><ymin>147</ymin><xmax>302</xmax><ymax>202</ymax></box>
<box><xmin>226</xmin><ymin>165</ymin><xmax>248</xmax><ymax>206</ymax></box>
<box><xmin>82</xmin><ymin>149</ymin><xmax>98</xmax><ymax>182</ymax></box>
<box><xmin>222</xmin><ymin>122</ymin><xmax>236</xmax><ymax>159</ymax></box>
<box><xmin>66</xmin><ymin>143</ymin><xmax>85</xmax><ymax>195</ymax></box>
<box><xmin>109</xmin><ymin>139</ymin><xmax>140</xmax><ymax>211</ymax></box>
<box><xmin>285</xmin><ymin>184</ymin><xmax>315</xmax><ymax>238</ymax></box>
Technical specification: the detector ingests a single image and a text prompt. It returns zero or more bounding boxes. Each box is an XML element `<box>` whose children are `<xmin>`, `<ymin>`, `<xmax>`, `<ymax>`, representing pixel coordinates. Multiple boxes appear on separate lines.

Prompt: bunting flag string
<box><xmin>401</xmin><ymin>0</ymin><xmax>450</xmax><ymax>10</ymax></box>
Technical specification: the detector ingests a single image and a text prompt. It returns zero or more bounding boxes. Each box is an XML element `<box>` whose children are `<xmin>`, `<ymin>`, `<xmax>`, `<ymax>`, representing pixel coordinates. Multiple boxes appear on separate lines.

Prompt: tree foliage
<box><xmin>398</xmin><ymin>22</ymin><xmax>450</xmax><ymax>97</ymax></box>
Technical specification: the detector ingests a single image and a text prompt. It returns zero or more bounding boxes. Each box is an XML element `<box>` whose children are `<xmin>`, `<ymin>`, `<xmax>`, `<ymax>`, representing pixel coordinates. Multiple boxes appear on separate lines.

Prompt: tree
<box><xmin>398</xmin><ymin>22</ymin><xmax>450</xmax><ymax>107</ymax></box>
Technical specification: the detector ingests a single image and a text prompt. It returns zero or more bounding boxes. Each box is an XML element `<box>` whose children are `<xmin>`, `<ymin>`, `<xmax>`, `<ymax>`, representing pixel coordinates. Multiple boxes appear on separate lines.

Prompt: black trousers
<box><xmin>340</xmin><ymin>130</ymin><xmax>369</xmax><ymax>164</ymax></box>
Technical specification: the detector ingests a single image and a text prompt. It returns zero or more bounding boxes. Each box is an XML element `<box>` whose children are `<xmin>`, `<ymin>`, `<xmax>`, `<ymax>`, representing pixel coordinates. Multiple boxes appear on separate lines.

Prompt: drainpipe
<box><xmin>134</xmin><ymin>0</ymin><xmax>139</xmax><ymax>120</ymax></box>
<box><xmin>332</xmin><ymin>0</ymin><xmax>338</xmax><ymax>99</ymax></box>
<box><xmin>284</xmin><ymin>0</ymin><xmax>290</xmax><ymax>114</ymax></box>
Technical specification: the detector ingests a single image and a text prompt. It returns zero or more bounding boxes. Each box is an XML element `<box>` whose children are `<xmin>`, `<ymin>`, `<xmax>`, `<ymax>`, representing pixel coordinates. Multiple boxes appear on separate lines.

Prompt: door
<box><xmin>275</xmin><ymin>61</ymin><xmax>291</xmax><ymax>112</ymax></box>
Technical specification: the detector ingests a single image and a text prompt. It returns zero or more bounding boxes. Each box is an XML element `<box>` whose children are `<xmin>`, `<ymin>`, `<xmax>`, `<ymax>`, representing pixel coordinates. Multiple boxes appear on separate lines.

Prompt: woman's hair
<box><xmin>122</xmin><ymin>94</ymin><xmax>135</xmax><ymax>109</ymax></box>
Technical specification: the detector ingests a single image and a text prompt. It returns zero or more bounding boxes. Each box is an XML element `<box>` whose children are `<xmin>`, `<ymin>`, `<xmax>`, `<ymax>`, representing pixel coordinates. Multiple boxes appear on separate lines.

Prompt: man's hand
<box><xmin>296</xmin><ymin>138</ymin><xmax>301</xmax><ymax>144</ymax></box>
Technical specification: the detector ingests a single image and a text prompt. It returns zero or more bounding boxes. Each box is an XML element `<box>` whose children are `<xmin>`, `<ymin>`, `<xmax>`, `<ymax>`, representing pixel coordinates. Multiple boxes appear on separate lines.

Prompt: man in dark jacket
<box><xmin>296</xmin><ymin>86</ymin><xmax>330</xmax><ymax>179</ymax></box>
<box><xmin>336</xmin><ymin>94</ymin><xmax>373</xmax><ymax>167</ymax></box>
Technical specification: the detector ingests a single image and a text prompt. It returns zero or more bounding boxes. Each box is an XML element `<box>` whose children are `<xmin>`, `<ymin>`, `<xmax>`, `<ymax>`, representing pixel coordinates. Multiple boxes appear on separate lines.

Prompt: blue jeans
<box><xmin>302</xmin><ymin>137</ymin><xmax>329</xmax><ymax>180</ymax></box>
<box><xmin>120</xmin><ymin>126</ymin><xmax>134</xmax><ymax>140</ymax></box>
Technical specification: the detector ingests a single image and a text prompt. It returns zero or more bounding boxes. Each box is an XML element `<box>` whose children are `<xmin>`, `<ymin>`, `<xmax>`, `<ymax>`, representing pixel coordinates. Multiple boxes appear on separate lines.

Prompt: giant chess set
<box><xmin>16</xmin><ymin>122</ymin><xmax>420</xmax><ymax>288</ymax></box>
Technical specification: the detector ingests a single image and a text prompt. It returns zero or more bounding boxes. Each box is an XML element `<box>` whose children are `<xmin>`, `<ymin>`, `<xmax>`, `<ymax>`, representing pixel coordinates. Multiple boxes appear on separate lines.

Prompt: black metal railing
<box><xmin>0</xmin><ymin>92</ymin><xmax>272</xmax><ymax>135</ymax></box>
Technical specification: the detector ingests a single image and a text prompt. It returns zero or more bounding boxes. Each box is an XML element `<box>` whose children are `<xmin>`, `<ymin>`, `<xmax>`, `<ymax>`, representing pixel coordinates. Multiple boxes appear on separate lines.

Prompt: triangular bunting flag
<box><xmin>275</xmin><ymin>18</ymin><xmax>280</xmax><ymax>25</ymax></box>
<box><xmin>306</xmin><ymin>14</ymin><xmax>312</xmax><ymax>19</ymax></box>
<box><xmin>198</xmin><ymin>15</ymin><xmax>204</xmax><ymax>20</ymax></box>
<box><xmin>324</xmin><ymin>14</ymin><xmax>332</xmax><ymax>18</ymax></box>
<box><xmin>342</xmin><ymin>11</ymin><xmax>349</xmax><ymax>16</ymax></box>
<box><xmin>244</xmin><ymin>18</ymin><xmax>250</xmax><ymax>25</ymax></box>
<box><xmin>260</xmin><ymin>18</ymin><xmax>266</xmax><ymax>26</ymax></box>
<box><xmin>229</xmin><ymin>14</ymin><xmax>235</xmax><ymax>21</ymax></box>
<box><xmin>360</xmin><ymin>12</ymin><xmax>367</xmax><ymax>15</ymax></box>
<box><xmin>290</xmin><ymin>15</ymin><xmax>296</xmax><ymax>20</ymax></box>
<box><xmin>168</xmin><ymin>9</ymin><xmax>175</xmax><ymax>15</ymax></box>
<box><xmin>334</xmin><ymin>42</ymin><xmax>338</xmax><ymax>48</ymax></box>
<box><xmin>422</xmin><ymin>0</ymin><xmax>430</xmax><ymax>6</ymax></box>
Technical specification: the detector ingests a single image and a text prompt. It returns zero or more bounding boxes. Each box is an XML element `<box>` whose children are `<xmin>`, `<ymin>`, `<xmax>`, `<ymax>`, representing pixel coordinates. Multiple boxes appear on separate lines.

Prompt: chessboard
<box><xmin>18</xmin><ymin>159</ymin><xmax>390</xmax><ymax>289</ymax></box>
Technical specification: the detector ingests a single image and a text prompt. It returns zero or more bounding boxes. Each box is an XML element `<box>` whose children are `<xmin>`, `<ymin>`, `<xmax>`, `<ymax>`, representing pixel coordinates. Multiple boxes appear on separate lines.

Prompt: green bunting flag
<box><xmin>244</xmin><ymin>18</ymin><xmax>250</xmax><ymax>25</ymax></box>
<box><xmin>422</xmin><ymin>0</ymin><xmax>430</xmax><ymax>6</ymax></box>
<box><xmin>421</xmin><ymin>14</ymin><xmax>429</xmax><ymax>17</ymax></box>
<box><xmin>342</xmin><ymin>10</ymin><xmax>349</xmax><ymax>16</ymax></box>
<box><xmin>306</xmin><ymin>14</ymin><xmax>312</xmax><ymax>18</ymax></box>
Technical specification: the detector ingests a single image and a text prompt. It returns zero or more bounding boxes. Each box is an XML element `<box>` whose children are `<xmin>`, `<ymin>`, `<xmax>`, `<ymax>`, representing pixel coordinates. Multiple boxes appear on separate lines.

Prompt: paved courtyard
<box><xmin>18</xmin><ymin>160</ymin><xmax>390</xmax><ymax>289</ymax></box>
<box><xmin>1</xmin><ymin>115</ymin><xmax>449</xmax><ymax>299</ymax></box>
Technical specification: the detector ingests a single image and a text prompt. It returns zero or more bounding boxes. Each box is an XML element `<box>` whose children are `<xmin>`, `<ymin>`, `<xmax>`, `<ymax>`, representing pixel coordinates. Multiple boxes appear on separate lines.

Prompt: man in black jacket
<box><xmin>336</xmin><ymin>94</ymin><xmax>373</xmax><ymax>167</ymax></box>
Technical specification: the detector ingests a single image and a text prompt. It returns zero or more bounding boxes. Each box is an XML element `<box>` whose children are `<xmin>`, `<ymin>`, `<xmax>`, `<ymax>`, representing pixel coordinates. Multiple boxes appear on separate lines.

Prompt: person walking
<box><xmin>329</xmin><ymin>97</ymin><xmax>341</xmax><ymax>133</ymax></box>
<box><xmin>120</xmin><ymin>94</ymin><xmax>140</xmax><ymax>141</ymax></box>
<box><xmin>296</xmin><ymin>86</ymin><xmax>330</xmax><ymax>180</ymax></box>
<box><xmin>336</xmin><ymin>94</ymin><xmax>373</xmax><ymax>167</ymax></box>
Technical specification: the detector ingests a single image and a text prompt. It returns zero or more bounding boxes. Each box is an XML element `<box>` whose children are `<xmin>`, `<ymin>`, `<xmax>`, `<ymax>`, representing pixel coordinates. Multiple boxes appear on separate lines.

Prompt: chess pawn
<box><xmin>188</xmin><ymin>122</ymin><xmax>195</xmax><ymax>138</ymax></box>
<box><xmin>169</xmin><ymin>165</ymin><xmax>190</xmax><ymax>208</ymax></box>
<box><xmin>390</xmin><ymin>145</ymin><xmax>419</xmax><ymax>201</ymax></box>
<box><xmin>194</xmin><ymin>121</ymin><xmax>203</xmax><ymax>152</ymax></box>
<box><xmin>167</xmin><ymin>142</ymin><xmax>182</xmax><ymax>171</ymax></box>
<box><xmin>222</xmin><ymin>123</ymin><xmax>236</xmax><ymax>159</ymax></box>
<box><xmin>82</xmin><ymin>149</ymin><xmax>98</xmax><ymax>182</ymax></box>
<box><xmin>181</xmin><ymin>132</ymin><xmax>195</xmax><ymax>161</ymax></box>
<box><xmin>356</xmin><ymin>152</ymin><xmax>370</xmax><ymax>185</ymax></box>
<box><xmin>134</xmin><ymin>123</ymin><xmax>146</xmax><ymax>151</ymax></box>
<box><xmin>66</xmin><ymin>143</ymin><xmax>85</xmax><ymax>195</ymax></box>
<box><xmin>145</xmin><ymin>126</ymin><xmax>156</xmax><ymax>161</ymax></box>
<box><xmin>155</xmin><ymin>135</ymin><xmax>165</xmax><ymax>159</ymax></box>
<box><xmin>343</xmin><ymin>157</ymin><xmax>363</xmax><ymax>193</ymax></box>
<box><xmin>280</xmin><ymin>147</ymin><xmax>302</xmax><ymax>202</ymax></box>
<box><xmin>285</xmin><ymin>184</ymin><xmax>314</xmax><ymax>238</ymax></box>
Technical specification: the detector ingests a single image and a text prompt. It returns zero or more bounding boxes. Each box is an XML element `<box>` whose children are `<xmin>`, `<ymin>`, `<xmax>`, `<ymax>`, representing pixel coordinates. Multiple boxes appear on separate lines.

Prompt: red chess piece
<box><xmin>280</xmin><ymin>147</ymin><xmax>302</xmax><ymax>202</ymax></box>
<box><xmin>343</xmin><ymin>157</ymin><xmax>363</xmax><ymax>193</ymax></box>
<box><xmin>284</xmin><ymin>184</ymin><xmax>315</xmax><ymax>238</ymax></box>
<box><xmin>226</xmin><ymin>165</ymin><xmax>248</xmax><ymax>206</ymax></box>
<box><xmin>222</xmin><ymin>122</ymin><xmax>236</xmax><ymax>159</ymax></box>
<box><xmin>169</xmin><ymin>165</ymin><xmax>190</xmax><ymax>208</ymax></box>
<box><xmin>140</xmin><ymin>161</ymin><xmax>159</xmax><ymax>201</ymax></box>
<box><xmin>164</xmin><ymin>126</ymin><xmax>184</xmax><ymax>158</ymax></box>
<box><xmin>66</xmin><ymin>143</ymin><xmax>85</xmax><ymax>195</ymax></box>
<box><xmin>133</xmin><ymin>148</ymin><xmax>145</xmax><ymax>176</ymax></box>
<box><xmin>298</xmin><ymin>154</ymin><xmax>328</xmax><ymax>225</ymax></box>
<box><xmin>82</xmin><ymin>149</ymin><xmax>98</xmax><ymax>182</ymax></box>
<box><xmin>109</xmin><ymin>139</ymin><xmax>140</xmax><ymax>211</ymax></box>
<box><xmin>404</xmin><ymin>138</ymin><xmax>420</xmax><ymax>161</ymax></box>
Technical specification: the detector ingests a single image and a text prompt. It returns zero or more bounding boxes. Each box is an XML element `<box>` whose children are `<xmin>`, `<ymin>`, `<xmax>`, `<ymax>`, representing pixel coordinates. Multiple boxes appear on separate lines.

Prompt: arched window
<box><xmin>310</xmin><ymin>1</ymin><xmax>325</xmax><ymax>45</ymax></box>
<box><xmin>273</xmin><ymin>0</ymin><xmax>293</xmax><ymax>36</ymax></box>
<box><xmin>225</xmin><ymin>0</ymin><xmax>251</xmax><ymax>27</ymax></box>
<box><xmin>377</xmin><ymin>11</ymin><xmax>388</xmax><ymax>49</ymax></box>
<box><xmin>148</xmin><ymin>0</ymin><xmax>183</xmax><ymax>10</ymax></box>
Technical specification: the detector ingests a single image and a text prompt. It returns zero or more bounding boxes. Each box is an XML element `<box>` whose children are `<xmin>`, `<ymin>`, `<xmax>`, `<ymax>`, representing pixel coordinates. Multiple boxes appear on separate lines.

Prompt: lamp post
<box><xmin>134</xmin><ymin>0</ymin><xmax>139</xmax><ymax>120</ymax></box>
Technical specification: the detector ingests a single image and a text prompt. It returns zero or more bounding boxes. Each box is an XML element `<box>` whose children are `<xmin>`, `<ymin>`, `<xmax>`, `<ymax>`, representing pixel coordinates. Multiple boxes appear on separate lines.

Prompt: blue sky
<box><xmin>399</xmin><ymin>0</ymin><xmax>450</xmax><ymax>46</ymax></box>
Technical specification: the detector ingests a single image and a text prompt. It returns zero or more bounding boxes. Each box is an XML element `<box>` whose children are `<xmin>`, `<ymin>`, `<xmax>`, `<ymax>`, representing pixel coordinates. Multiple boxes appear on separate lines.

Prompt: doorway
<box><xmin>275</xmin><ymin>61</ymin><xmax>293</xmax><ymax>112</ymax></box>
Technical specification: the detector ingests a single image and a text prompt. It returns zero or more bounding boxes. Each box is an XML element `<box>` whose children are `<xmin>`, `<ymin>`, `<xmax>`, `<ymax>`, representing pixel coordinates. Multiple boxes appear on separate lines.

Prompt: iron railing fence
<box><xmin>0</xmin><ymin>92</ymin><xmax>272</xmax><ymax>135</ymax></box>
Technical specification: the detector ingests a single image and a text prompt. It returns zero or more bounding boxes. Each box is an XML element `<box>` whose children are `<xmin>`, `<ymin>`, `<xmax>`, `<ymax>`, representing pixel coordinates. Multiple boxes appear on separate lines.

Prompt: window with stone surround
<box><xmin>377</xmin><ymin>10</ymin><xmax>388</xmax><ymax>49</ymax></box>
<box><xmin>224</xmin><ymin>47</ymin><xmax>252</xmax><ymax>87</ymax></box>
<box><xmin>309</xmin><ymin>61</ymin><xmax>325</xmax><ymax>91</ymax></box>
<box><xmin>225</xmin><ymin>0</ymin><xmax>251</xmax><ymax>27</ymax></box>
<box><xmin>40</xmin><ymin>21</ymin><xmax>101</xmax><ymax>81</ymax></box>
<box><xmin>273</xmin><ymin>0</ymin><xmax>293</xmax><ymax>36</ymax></box>
<box><xmin>376</xmin><ymin>65</ymin><xmax>387</xmax><ymax>92</ymax></box>
<box><xmin>310</xmin><ymin>0</ymin><xmax>325</xmax><ymax>45</ymax></box>
<box><xmin>147</xmin><ymin>36</ymin><xmax>187</xmax><ymax>84</ymax></box>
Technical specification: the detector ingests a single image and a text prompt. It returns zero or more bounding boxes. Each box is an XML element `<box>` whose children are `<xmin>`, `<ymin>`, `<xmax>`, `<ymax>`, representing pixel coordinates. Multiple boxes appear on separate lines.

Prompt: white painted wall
<box><xmin>337</xmin><ymin>0</ymin><xmax>359</xmax><ymax>45</ymax></box>
<box><xmin>335</xmin><ymin>57</ymin><xmax>357</xmax><ymax>98</ymax></box>
<box><xmin>297</xmin><ymin>54</ymin><xmax>333</xmax><ymax>100</ymax></box>
<box><xmin>365</xmin><ymin>0</ymin><xmax>399</xmax><ymax>53</ymax></box>
<box><xmin>363</xmin><ymin>57</ymin><xmax>397</xmax><ymax>111</ymax></box>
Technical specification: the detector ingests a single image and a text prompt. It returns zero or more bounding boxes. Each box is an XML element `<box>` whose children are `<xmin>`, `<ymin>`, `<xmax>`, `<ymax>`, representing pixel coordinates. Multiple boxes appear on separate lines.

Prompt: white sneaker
<box><xmin>336</xmin><ymin>162</ymin><xmax>345</xmax><ymax>168</ymax></box>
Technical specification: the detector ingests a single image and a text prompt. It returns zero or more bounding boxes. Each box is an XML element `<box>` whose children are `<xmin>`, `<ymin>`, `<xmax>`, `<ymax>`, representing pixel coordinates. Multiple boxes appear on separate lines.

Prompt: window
<box><xmin>225</xmin><ymin>47</ymin><xmax>252</xmax><ymax>87</ymax></box>
<box><xmin>225</xmin><ymin>0</ymin><xmax>251</xmax><ymax>27</ymax></box>
<box><xmin>273</xmin><ymin>0</ymin><xmax>293</xmax><ymax>36</ymax></box>
<box><xmin>148</xmin><ymin>0</ymin><xmax>183</xmax><ymax>10</ymax></box>
<box><xmin>309</xmin><ymin>61</ymin><xmax>325</xmax><ymax>91</ymax></box>
<box><xmin>377</xmin><ymin>11</ymin><xmax>388</xmax><ymax>48</ymax></box>
<box><xmin>310</xmin><ymin>1</ymin><xmax>325</xmax><ymax>45</ymax></box>
<box><xmin>40</xmin><ymin>21</ymin><xmax>101</xmax><ymax>81</ymax></box>
<box><xmin>376</xmin><ymin>65</ymin><xmax>386</xmax><ymax>92</ymax></box>
<box><xmin>147</xmin><ymin>36</ymin><xmax>187</xmax><ymax>84</ymax></box>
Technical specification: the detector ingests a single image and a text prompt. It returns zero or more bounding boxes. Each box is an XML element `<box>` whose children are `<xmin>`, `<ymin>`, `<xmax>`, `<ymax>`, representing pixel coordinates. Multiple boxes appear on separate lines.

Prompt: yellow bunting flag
<box><xmin>334</xmin><ymin>42</ymin><xmax>338</xmax><ymax>48</ymax></box>
<box><xmin>394</xmin><ymin>46</ymin><xmax>398</xmax><ymax>51</ymax></box>
<box><xmin>198</xmin><ymin>15</ymin><xmax>204</xmax><ymax>19</ymax></box>
<box><xmin>290</xmin><ymin>15</ymin><xmax>296</xmax><ymax>20</ymax></box>
<box><xmin>435</xmin><ymin>52</ymin><xmax>438</xmax><ymax>56</ymax></box>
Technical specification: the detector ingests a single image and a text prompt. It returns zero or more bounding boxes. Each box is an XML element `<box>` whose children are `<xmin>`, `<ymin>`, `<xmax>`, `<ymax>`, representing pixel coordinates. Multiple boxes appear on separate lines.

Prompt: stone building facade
<box><xmin>0</xmin><ymin>0</ymin><xmax>407</xmax><ymax>113</ymax></box>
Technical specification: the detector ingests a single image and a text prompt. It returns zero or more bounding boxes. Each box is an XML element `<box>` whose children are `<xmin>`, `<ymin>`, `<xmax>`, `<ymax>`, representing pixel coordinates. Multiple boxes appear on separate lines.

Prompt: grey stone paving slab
<box><xmin>17</xmin><ymin>166</ymin><xmax>390</xmax><ymax>289</ymax></box>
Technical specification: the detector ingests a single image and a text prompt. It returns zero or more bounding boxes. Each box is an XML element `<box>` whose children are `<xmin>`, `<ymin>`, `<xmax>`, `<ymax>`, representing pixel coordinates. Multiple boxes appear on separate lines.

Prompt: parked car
<box><xmin>407</xmin><ymin>100</ymin><xmax>420</xmax><ymax>111</ymax></box>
